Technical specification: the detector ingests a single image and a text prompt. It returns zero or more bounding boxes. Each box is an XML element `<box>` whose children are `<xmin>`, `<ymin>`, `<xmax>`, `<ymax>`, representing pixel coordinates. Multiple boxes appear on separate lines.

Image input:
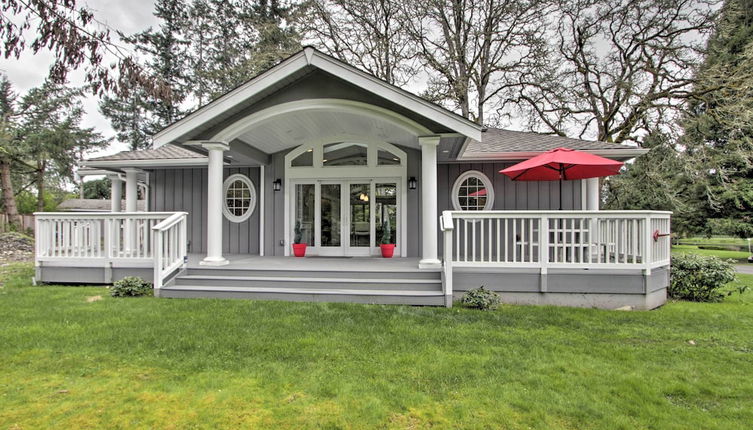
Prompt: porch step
<box><xmin>184</xmin><ymin>267</ymin><xmax>440</xmax><ymax>280</ymax></box>
<box><xmin>174</xmin><ymin>274</ymin><xmax>441</xmax><ymax>291</ymax></box>
<box><xmin>158</xmin><ymin>285</ymin><xmax>446</xmax><ymax>306</ymax></box>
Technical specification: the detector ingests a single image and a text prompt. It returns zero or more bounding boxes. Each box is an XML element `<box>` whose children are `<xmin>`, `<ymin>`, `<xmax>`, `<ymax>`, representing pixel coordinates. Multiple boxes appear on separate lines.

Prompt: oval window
<box><xmin>222</xmin><ymin>174</ymin><xmax>256</xmax><ymax>222</ymax></box>
<box><xmin>451</xmin><ymin>171</ymin><xmax>495</xmax><ymax>211</ymax></box>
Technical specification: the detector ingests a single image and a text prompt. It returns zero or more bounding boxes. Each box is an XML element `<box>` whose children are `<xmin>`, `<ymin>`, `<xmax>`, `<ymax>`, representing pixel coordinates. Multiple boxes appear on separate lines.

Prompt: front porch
<box><xmin>34</xmin><ymin>209</ymin><xmax>671</xmax><ymax>309</ymax></box>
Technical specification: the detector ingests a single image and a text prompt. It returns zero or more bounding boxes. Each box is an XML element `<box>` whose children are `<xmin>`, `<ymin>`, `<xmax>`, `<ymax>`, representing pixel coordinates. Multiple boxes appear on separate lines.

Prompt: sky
<box><xmin>0</xmin><ymin>0</ymin><xmax>159</xmax><ymax>158</ymax></box>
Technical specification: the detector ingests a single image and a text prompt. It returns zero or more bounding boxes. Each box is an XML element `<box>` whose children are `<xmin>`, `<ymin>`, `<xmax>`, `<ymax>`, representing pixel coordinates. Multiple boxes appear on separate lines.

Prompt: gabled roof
<box><xmin>82</xmin><ymin>144</ymin><xmax>207</xmax><ymax>168</ymax></box>
<box><xmin>152</xmin><ymin>47</ymin><xmax>483</xmax><ymax>147</ymax></box>
<box><xmin>460</xmin><ymin>128</ymin><xmax>647</xmax><ymax>161</ymax></box>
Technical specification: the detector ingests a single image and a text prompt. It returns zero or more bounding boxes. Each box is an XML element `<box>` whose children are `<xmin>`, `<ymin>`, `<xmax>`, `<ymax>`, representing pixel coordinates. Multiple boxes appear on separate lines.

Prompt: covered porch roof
<box><xmin>151</xmin><ymin>47</ymin><xmax>482</xmax><ymax>165</ymax></box>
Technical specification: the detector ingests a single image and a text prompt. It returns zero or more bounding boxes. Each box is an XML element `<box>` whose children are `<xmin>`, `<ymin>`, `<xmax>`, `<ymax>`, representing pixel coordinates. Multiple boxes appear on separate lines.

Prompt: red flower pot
<box><xmin>380</xmin><ymin>244</ymin><xmax>395</xmax><ymax>258</ymax></box>
<box><xmin>292</xmin><ymin>243</ymin><xmax>307</xmax><ymax>257</ymax></box>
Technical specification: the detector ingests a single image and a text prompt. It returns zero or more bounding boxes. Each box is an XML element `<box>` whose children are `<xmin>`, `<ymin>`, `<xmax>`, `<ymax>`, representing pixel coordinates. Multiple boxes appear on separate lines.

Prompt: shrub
<box><xmin>669</xmin><ymin>254</ymin><xmax>736</xmax><ymax>302</ymax></box>
<box><xmin>461</xmin><ymin>286</ymin><xmax>501</xmax><ymax>310</ymax></box>
<box><xmin>111</xmin><ymin>276</ymin><xmax>153</xmax><ymax>297</ymax></box>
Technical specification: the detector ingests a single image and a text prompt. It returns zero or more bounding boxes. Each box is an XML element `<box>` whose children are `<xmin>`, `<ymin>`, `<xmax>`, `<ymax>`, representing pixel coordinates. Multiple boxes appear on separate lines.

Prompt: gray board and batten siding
<box><xmin>438</xmin><ymin>161</ymin><xmax>584</xmax><ymax>212</ymax></box>
<box><xmin>147</xmin><ymin>155</ymin><xmax>586</xmax><ymax>257</ymax></box>
<box><xmin>149</xmin><ymin>166</ymin><xmax>261</xmax><ymax>255</ymax></box>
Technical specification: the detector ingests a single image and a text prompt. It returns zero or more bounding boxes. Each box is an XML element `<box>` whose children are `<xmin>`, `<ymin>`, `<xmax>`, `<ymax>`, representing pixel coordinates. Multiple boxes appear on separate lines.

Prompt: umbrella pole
<box><xmin>559</xmin><ymin>164</ymin><xmax>564</xmax><ymax>210</ymax></box>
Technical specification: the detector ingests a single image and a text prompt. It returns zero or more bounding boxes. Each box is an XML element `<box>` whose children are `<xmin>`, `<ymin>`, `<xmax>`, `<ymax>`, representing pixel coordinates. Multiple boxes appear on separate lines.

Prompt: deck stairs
<box><xmin>159</xmin><ymin>263</ymin><xmax>444</xmax><ymax>305</ymax></box>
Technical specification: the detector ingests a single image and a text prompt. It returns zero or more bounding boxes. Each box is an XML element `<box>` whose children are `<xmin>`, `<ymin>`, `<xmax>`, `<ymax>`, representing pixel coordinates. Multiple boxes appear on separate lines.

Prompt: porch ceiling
<box><xmin>231</xmin><ymin>105</ymin><xmax>425</xmax><ymax>153</ymax></box>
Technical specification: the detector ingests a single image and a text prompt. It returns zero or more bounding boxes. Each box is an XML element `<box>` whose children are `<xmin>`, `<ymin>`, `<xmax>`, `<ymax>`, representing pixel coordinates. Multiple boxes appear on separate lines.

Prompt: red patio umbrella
<box><xmin>499</xmin><ymin>147</ymin><xmax>623</xmax><ymax>209</ymax></box>
<box><xmin>468</xmin><ymin>188</ymin><xmax>487</xmax><ymax>197</ymax></box>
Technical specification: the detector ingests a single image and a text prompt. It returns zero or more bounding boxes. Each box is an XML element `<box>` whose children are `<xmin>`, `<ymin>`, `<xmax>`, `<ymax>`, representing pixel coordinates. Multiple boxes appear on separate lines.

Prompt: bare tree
<box><xmin>506</xmin><ymin>0</ymin><xmax>719</xmax><ymax>143</ymax></box>
<box><xmin>301</xmin><ymin>0</ymin><xmax>418</xmax><ymax>86</ymax></box>
<box><xmin>0</xmin><ymin>0</ymin><xmax>172</xmax><ymax>99</ymax></box>
<box><xmin>401</xmin><ymin>0</ymin><xmax>550</xmax><ymax>125</ymax></box>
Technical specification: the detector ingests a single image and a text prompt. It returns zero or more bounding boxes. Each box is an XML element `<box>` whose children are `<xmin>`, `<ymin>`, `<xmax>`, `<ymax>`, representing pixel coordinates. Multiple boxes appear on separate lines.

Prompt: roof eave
<box><xmin>81</xmin><ymin>158</ymin><xmax>210</xmax><ymax>169</ymax></box>
<box><xmin>458</xmin><ymin>148</ymin><xmax>649</xmax><ymax>162</ymax></box>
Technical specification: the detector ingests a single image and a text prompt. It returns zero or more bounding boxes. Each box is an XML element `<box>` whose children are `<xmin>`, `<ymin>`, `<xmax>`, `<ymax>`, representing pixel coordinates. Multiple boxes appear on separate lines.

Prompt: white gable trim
<box><xmin>153</xmin><ymin>48</ymin><xmax>482</xmax><ymax>147</ymax></box>
<box><xmin>459</xmin><ymin>148</ymin><xmax>649</xmax><ymax>161</ymax></box>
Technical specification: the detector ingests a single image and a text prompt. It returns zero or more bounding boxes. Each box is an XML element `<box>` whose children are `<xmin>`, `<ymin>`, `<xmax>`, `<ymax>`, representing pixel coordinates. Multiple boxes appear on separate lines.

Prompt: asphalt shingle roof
<box><xmin>465</xmin><ymin>128</ymin><xmax>635</xmax><ymax>154</ymax></box>
<box><xmin>86</xmin><ymin>144</ymin><xmax>205</xmax><ymax>162</ymax></box>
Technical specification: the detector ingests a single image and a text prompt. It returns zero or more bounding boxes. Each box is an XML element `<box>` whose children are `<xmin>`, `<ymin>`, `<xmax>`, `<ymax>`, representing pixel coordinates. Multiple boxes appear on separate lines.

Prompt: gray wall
<box><xmin>149</xmin><ymin>166</ymin><xmax>261</xmax><ymax>254</ymax></box>
<box><xmin>438</xmin><ymin>162</ymin><xmax>584</xmax><ymax>212</ymax></box>
<box><xmin>148</xmin><ymin>159</ymin><xmax>582</xmax><ymax>257</ymax></box>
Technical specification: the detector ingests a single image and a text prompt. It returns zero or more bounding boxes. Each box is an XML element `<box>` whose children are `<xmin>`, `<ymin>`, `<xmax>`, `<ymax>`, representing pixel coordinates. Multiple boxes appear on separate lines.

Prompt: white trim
<box><xmin>211</xmin><ymin>99</ymin><xmax>432</xmax><ymax>143</ymax></box>
<box><xmin>153</xmin><ymin>48</ymin><xmax>482</xmax><ymax>147</ymax></box>
<box><xmin>222</xmin><ymin>173</ymin><xmax>257</xmax><ymax>223</ymax></box>
<box><xmin>284</xmin><ymin>139</ymin><xmax>408</xmax><ymax>258</ymax></box>
<box><xmin>459</xmin><ymin>148</ymin><xmax>649</xmax><ymax>161</ymax></box>
<box><xmin>259</xmin><ymin>165</ymin><xmax>265</xmax><ymax>256</ymax></box>
<box><xmin>451</xmin><ymin>170</ymin><xmax>496</xmax><ymax>211</ymax></box>
<box><xmin>82</xmin><ymin>158</ymin><xmax>209</xmax><ymax>168</ymax></box>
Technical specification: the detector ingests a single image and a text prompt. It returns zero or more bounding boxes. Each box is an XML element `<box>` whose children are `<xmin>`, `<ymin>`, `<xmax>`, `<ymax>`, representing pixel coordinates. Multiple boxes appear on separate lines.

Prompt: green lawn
<box><xmin>671</xmin><ymin>244</ymin><xmax>751</xmax><ymax>263</ymax></box>
<box><xmin>1</xmin><ymin>264</ymin><xmax>752</xmax><ymax>429</ymax></box>
<box><xmin>676</xmin><ymin>236</ymin><xmax>750</xmax><ymax>247</ymax></box>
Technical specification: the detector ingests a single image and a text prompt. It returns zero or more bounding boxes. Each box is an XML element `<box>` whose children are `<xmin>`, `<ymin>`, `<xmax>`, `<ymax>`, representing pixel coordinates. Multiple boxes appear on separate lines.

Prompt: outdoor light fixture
<box><xmin>273</xmin><ymin>178</ymin><xmax>282</xmax><ymax>191</ymax></box>
<box><xmin>408</xmin><ymin>177</ymin><xmax>417</xmax><ymax>190</ymax></box>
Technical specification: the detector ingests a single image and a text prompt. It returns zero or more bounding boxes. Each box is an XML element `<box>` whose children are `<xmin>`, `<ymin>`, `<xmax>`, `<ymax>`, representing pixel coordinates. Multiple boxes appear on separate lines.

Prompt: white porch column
<box><xmin>586</xmin><ymin>177</ymin><xmax>600</xmax><ymax>210</ymax></box>
<box><xmin>109</xmin><ymin>175</ymin><xmax>123</xmax><ymax>212</ymax></box>
<box><xmin>419</xmin><ymin>136</ymin><xmax>441</xmax><ymax>269</ymax></box>
<box><xmin>123</xmin><ymin>168</ymin><xmax>140</xmax><ymax>212</ymax></box>
<box><xmin>201</xmin><ymin>142</ymin><xmax>229</xmax><ymax>266</ymax></box>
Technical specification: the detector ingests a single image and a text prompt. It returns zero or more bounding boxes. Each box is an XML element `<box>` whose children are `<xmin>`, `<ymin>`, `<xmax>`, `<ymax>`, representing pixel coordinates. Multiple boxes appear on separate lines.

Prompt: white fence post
<box><xmin>440</xmin><ymin>211</ymin><xmax>454</xmax><ymax>308</ymax></box>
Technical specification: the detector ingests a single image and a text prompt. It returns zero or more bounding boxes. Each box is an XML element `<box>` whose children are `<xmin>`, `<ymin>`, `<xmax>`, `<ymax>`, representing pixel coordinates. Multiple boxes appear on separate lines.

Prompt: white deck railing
<box><xmin>35</xmin><ymin>212</ymin><xmax>188</xmax><ymax>288</ymax></box>
<box><xmin>152</xmin><ymin>212</ymin><xmax>188</xmax><ymax>290</ymax></box>
<box><xmin>439</xmin><ymin>210</ymin><xmax>671</xmax><ymax>301</ymax></box>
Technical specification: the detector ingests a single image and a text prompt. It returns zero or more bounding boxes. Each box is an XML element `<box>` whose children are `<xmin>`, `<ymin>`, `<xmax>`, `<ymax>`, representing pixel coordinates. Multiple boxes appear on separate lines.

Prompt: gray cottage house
<box><xmin>35</xmin><ymin>48</ymin><xmax>671</xmax><ymax>309</ymax></box>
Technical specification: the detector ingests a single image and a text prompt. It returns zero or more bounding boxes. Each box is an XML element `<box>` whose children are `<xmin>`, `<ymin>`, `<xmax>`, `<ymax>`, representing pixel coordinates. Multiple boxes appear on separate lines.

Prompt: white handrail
<box><xmin>152</xmin><ymin>212</ymin><xmax>188</xmax><ymax>291</ymax></box>
<box><xmin>442</xmin><ymin>210</ymin><xmax>671</xmax><ymax>271</ymax></box>
<box><xmin>34</xmin><ymin>212</ymin><xmax>182</xmax><ymax>262</ymax></box>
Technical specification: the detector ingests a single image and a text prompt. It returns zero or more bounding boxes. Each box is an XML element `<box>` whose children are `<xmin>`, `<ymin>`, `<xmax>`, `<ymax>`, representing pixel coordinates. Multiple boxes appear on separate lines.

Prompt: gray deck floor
<box><xmin>186</xmin><ymin>254</ymin><xmax>430</xmax><ymax>272</ymax></box>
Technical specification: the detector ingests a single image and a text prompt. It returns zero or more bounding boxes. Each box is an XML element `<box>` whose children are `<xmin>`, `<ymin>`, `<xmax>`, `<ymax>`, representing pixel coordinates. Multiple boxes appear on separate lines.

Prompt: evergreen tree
<box><xmin>603</xmin><ymin>132</ymin><xmax>704</xmax><ymax>237</ymax></box>
<box><xmin>100</xmin><ymin>0</ymin><xmax>189</xmax><ymax>149</ymax></box>
<box><xmin>681</xmin><ymin>0</ymin><xmax>753</xmax><ymax>237</ymax></box>
<box><xmin>17</xmin><ymin>81</ymin><xmax>108</xmax><ymax>211</ymax></box>
<box><xmin>0</xmin><ymin>74</ymin><xmax>21</xmax><ymax>224</ymax></box>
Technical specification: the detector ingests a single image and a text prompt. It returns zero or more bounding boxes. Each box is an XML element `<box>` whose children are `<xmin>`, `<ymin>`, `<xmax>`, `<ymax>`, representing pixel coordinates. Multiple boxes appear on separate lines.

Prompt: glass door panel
<box><xmin>320</xmin><ymin>184</ymin><xmax>341</xmax><ymax>247</ymax></box>
<box><xmin>376</xmin><ymin>183</ymin><xmax>397</xmax><ymax>246</ymax></box>
<box><xmin>349</xmin><ymin>183</ymin><xmax>371</xmax><ymax>248</ymax></box>
<box><xmin>294</xmin><ymin>184</ymin><xmax>315</xmax><ymax>246</ymax></box>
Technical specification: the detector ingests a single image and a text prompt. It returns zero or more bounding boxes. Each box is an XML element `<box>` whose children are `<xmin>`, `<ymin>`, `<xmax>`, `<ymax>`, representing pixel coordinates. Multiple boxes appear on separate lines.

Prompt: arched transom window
<box><xmin>287</xmin><ymin>139</ymin><xmax>405</xmax><ymax>171</ymax></box>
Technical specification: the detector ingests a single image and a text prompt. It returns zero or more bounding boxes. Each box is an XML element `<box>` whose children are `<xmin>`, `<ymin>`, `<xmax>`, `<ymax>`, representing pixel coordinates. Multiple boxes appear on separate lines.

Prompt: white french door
<box><xmin>291</xmin><ymin>179</ymin><xmax>400</xmax><ymax>256</ymax></box>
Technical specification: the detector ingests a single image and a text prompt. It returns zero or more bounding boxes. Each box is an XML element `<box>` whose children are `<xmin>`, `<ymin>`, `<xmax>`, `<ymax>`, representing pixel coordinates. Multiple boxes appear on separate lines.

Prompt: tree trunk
<box><xmin>36</xmin><ymin>159</ymin><xmax>46</xmax><ymax>212</ymax></box>
<box><xmin>0</xmin><ymin>156</ymin><xmax>20</xmax><ymax>226</ymax></box>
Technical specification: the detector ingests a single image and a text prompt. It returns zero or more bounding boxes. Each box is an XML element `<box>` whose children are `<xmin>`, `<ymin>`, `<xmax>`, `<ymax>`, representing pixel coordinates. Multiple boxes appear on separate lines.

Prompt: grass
<box><xmin>676</xmin><ymin>236</ymin><xmax>750</xmax><ymax>247</ymax></box>
<box><xmin>1</xmin><ymin>263</ymin><xmax>752</xmax><ymax>429</ymax></box>
<box><xmin>671</xmin><ymin>244</ymin><xmax>751</xmax><ymax>263</ymax></box>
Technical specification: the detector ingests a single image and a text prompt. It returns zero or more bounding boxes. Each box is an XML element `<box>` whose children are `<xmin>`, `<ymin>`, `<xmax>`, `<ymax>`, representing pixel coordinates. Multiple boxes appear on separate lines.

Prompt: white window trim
<box><xmin>222</xmin><ymin>173</ymin><xmax>256</xmax><ymax>223</ymax></box>
<box><xmin>283</xmin><ymin>138</ymin><xmax>408</xmax><ymax>257</ymax></box>
<box><xmin>451</xmin><ymin>170</ymin><xmax>495</xmax><ymax>211</ymax></box>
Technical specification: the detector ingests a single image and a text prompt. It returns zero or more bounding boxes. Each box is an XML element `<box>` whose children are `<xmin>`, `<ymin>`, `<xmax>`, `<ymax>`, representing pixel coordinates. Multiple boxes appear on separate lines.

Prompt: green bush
<box><xmin>461</xmin><ymin>286</ymin><xmax>501</xmax><ymax>310</ymax></box>
<box><xmin>110</xmin><ymin>276</ymin><xmax>153</xmax><ymax>297</ymax></box>
<box><xmin>669</xmin><ymin>254</ymin><xmax>736</xmax><ymax>302</ymax></box>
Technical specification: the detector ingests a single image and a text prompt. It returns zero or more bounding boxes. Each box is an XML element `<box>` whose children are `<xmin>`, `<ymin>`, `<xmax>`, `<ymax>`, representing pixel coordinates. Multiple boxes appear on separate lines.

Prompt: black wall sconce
<box><xmin>408</xmin><ymin>177</ymin><xmax>417</xmax><ymax>190</ymax></box>
<box><xmin>273</xmin><ymin>178</ymin><xmax>282</xmax><ymax>191</ymax></box>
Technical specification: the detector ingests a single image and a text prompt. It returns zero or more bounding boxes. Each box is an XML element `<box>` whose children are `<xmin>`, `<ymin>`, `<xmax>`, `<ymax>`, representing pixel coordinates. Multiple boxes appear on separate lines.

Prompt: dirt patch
<box><xmin>0</xmin><ymin>232</ymin><xmax>34</xmax><ymax>264</ymax></box>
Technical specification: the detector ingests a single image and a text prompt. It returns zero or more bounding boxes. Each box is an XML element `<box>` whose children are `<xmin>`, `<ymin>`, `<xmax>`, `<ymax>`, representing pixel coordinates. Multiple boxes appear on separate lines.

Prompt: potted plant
<box><xmin>380</xmin><ymin>219</ymin><xmax>395</xmax><ymax>258</ymax></box>
<box><xmin>292</xmin><ymin>221</ymin><xmax>307</xmax><ymax>257</ymax></box>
